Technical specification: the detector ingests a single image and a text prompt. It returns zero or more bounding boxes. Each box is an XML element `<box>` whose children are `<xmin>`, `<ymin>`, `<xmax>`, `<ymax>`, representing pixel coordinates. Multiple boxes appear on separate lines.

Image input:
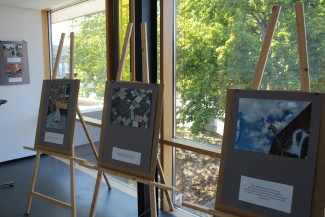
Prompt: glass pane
<box><xmin>72</xmin><ymin>12</ymin><xmax>107</xmax><ymax>101</ymax></box>
<box><xmin>50</xmin><ymin>0</ymin><xmax>137</xmax><ymax>190</ymax></box>
<box><xmin>307</xmin><ymin>4</ymin><xmax>325</xmax><ymax>92</ymax></box>
<box><xmin>176</xmin><ymin>1</ymin><xmax>325</xmax><ymax>146</ymax></box>
<box><xmin>51</xmin><ymin>12</ymin><xmax>106</xmax><ymax>112</ymax></box>
<box><xmin>175</xmin><ymin>0</ymin><xmax>233</xmax><ymax>146</ymax></box>
<box><xmin>120</xmin><ymin>0</ymin><xmax>131</xmax><ymax>81</ymax></box>
<box><xmin>175</xmin><ymin>148</ymin><xmax>219</xmax><ymax>217</ymax></box>
<box><xmin>175</xmin><ymin>0</ymin><xmax>325</xmax><ymax>215</ymax></box>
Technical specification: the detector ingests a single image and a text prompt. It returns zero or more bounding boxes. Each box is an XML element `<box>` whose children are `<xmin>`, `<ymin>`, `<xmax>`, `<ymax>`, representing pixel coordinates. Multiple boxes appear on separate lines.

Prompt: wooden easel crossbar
<box><xmin>83</xmin><ymin>22</ymin><xmax>174</xmax><ymax>217</ymax></box>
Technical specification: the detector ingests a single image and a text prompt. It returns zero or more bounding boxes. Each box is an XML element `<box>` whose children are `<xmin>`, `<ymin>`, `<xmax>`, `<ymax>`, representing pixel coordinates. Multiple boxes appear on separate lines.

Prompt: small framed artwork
<box><xmin>34</xmin><ymin>79</ymin><xmax>80</xmax><ymax>156</ymax></box>
<box><xmin>98</xmin><ymin>81</ymin><xmax>163</xmax><ymax>181</ymax></box>
<box><xmin>0</xmin><ymin>41</ymin><xmax>30</xmax><ymax>85</ymax></box>
<box><xmin>215</xmin><ymin>89</ymin><xmax>324</xmax><ymax>217</ymax></box>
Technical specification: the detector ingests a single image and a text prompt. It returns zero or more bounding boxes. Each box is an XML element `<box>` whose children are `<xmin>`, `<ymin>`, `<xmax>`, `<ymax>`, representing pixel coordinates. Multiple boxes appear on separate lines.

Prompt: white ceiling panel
<box><xmin>0</xmin><ymin>0</ymin><xmax>79</xmax><ymax>10</ymax></box>
<box><xmin>51</xmin><ymin>0</ymin><xmax>105</xmax><ymax>23</ymax></box>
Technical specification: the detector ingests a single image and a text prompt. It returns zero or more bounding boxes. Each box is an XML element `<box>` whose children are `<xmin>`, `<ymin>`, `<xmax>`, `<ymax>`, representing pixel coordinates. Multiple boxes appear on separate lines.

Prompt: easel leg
<box><xmin>25</xmin><ymin>152</ymin><xmax>41</xmax><ymax>214</ymax></box>
<box><xmin>77</xmin><ymin>107</ymin><xmax>111</xmax><ymax>189</ymax></box>
<box><xmin>89</xmin><ymin>171</ymin><xmax>103</xmax><ymax>217</ymax></box>
<box><xmin>103</xmin><ymin>174</ymin><xmax>111</xmax><ymax>189</ymax></box>
<box><xmin>70</xmin><ymin>159</ymin><xmax>76</xmax><ymax>217</ymax></box>
<box><xmin>149</xmin><ymin>185</ymin><xmax>157</xmax><ymax>217</ymax></box>
<box><xmin>157</xmin><ymin>158</ymin><xmax>174</xmax><ymax>211</ymax></box>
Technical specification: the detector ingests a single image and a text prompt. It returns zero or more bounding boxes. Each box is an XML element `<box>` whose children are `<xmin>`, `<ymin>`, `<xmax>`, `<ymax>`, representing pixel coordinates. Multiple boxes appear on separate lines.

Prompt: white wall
<box><xmin>0</xmin><ymin>5</ymin><xmax>101</xmax><ymax>162</ymax></box>
<box><xmin>0</xmin><ymin>5</ymin><xmax>44</xmax><ymax>162</ymax></box>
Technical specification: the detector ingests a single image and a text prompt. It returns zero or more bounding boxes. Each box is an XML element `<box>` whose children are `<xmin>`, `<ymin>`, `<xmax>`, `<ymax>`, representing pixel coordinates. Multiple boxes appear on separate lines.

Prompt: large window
<box><xmin>47</xmin><ymin>1</ymin><xmax>325</xmax><ymax>216</ymax></box>
<box><xmin>174</xmin><ymin>0</ymin><xmax>325</xmax><ymax>215</ymax></box>
<box><xmin>51</xmin><ymin>0</ymin><xmax>107</xmax><ymax>112</ymax></box>
<box><xmin>50</xmin><ymin>0</ymin><xmax>138</xmax><ymax>189</ymax></box>
<box><xmin>50</xmin><ymin>0</ymin><xmax>131</xmax><ymax>110</ymax></box>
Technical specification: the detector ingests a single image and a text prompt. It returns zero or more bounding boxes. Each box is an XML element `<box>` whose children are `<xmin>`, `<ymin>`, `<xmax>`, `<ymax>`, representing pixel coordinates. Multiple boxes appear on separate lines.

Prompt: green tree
<box><xmin>120</xmin><ymin>2</ymin><xmax>131</xmax><ymax>81</ymax></box>
<box><xmin>72</xmin><ymin>4</ymin><xmax>131</xmax><ymax>99</ymax></box>
<box><xmin>72</xmin><ymin>12</ymin><xmax>107</xmax><ymax>99</ymax></box>
<box><xmin>176</xmin><ymin>0</ymin><xmax>325</xmax><ymax>135</ymax></box>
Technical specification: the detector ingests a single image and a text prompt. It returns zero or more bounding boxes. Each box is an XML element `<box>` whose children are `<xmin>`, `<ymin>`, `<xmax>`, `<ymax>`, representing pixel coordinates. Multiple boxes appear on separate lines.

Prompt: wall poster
<box><xmin>34</xmin><ymin>79</ymin><xmax>80</xmax><ymax>156</ymax></box>
<box><xmin>0</xmin><ymin>41</ymin><xmax>30</xmax><ymax>85</ymax></box>
<box><xmin>215</xmin><ymin>89</ymin><xmax>323</xmax><ymax>217</ymax></box>
<box><xmin>98</xmin><ymin>81</ymin><xmax>163</xmax><ymax>181</ymax></box>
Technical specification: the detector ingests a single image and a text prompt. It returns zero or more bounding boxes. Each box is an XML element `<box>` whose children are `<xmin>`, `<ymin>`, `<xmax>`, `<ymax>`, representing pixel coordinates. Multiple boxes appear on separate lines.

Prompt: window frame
<box><xmin>41</xmin><ymin>10</ymin><xmax>51</xmax><ymax>79</ymax></box>
<box><xmin>160</xmin><ymin>0</ymin><xmax>222</xmax><ymax>211</ymax></box>
<box><xmin>41</xmin><ymin>0</ymin><xmax>221</xmax><ymax>213</ymax></box>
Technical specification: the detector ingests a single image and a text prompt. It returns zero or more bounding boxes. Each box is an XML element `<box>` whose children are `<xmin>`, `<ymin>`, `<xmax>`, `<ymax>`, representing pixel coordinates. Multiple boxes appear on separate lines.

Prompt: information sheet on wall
<box><xmin>217</xmin><ymin>89</ymin><xmax>323</xmax><ymax>217</ymax></box>
<box><xmin>98</xmin><ymin>81</ymin><xmax>163</xmax><ymax>180</ymax></box>
<box><xmin>0</xmin><ymin>41</ymin><xmax>30</xmax><ymax>85</ymax></box>
<box><xmin>35</xmin><ymin>79</ymin><xmax>80</xmax><ymax>156</ymax></box>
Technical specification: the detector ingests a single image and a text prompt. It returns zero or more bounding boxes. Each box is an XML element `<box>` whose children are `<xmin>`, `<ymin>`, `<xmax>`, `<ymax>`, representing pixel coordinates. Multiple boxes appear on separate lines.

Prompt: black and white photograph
<box><xmin>110</xmin><ymin>87</ymin><xmax>152</xmax><ymax>129</ymax></box>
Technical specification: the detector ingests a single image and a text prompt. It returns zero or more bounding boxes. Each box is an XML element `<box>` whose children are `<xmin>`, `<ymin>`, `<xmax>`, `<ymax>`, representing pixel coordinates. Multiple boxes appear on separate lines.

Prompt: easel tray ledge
<box><xmin>23</xmin><ymin>146</ymin><xmax>86</xmax><ymax>163</ymax></box>
<box><xmin>79</xmin><ymin>162</ymin><xmax>175</xmax><ymax>192</ymax></box>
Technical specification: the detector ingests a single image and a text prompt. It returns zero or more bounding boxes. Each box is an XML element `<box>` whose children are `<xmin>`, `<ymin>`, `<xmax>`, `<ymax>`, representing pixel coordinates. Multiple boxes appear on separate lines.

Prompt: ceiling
<box><xmin>0</xmin><ymin>0</ymin><xmax>81</xmax><ymax>10</ymax></box>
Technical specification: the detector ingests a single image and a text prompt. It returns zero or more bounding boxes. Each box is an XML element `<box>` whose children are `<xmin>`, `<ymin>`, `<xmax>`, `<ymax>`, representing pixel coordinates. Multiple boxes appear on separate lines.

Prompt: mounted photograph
<box><xmin>45</xmin><ymin>83</ymin><xmax>71</xmax><ymax>130</ymax></box>
<box><xmin>0</xmin><ymin>41</ymin><xmax>29</xmax><ymax>86</ymax></box>
<box><xmin>216</xmin><ymin>89</ymin><xmax>323</xmax><ymax>217</ymax></box>
<box><xmin>110</xmin><ymin>87</ymin><xmax>152</xmax><ymax>129</ymax></box>
<box><xmin>235</xmin><ymin>98</ymin><xmax>311</xmax><ymax>159</ymax></box>
<box><xmin>98</xmin><ymin>81</ymin><xmax>163</xmax><ymax>180</ymax></box>
<box><xmin>3</xmin><ymin>43</ymin><xmax>23</xmax><ymax>57</ymax></box>
<box><xmin>34</xmin><ymin>79</ymin><xmax>79</xmax><ymax>155</ymax></box>
<box><xmin>5</xmin><ymin>64</ymin><xmax>24</xmax><ymax>78</ymax></box>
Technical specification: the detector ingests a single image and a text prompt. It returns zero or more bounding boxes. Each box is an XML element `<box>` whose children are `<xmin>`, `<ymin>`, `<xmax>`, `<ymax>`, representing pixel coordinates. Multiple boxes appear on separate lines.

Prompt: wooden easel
<box><xmin>182</xmin><ymin>2</ymin><xmax>325</xmax><ymax>217</ymax></box>
<box><xmin>54</xmin><ymin>32</ymin><xmax>112</xmax><ymax>190</ymax></box>
<box><xmin>80</xmin><ymin>22</ymin><xmax>174</xmax><ymax>217</ymax></box>
<box><xmin>24</xmin><ymin>33</ymin><xmax>83</xmax><ymax>217</ymax></box>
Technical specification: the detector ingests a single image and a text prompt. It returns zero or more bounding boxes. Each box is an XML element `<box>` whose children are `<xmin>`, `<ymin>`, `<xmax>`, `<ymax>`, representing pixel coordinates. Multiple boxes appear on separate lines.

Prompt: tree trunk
<box><xmin>251</xmin><ymin>12</ymin><xmax>269</xmax><ymax>44</ymax></box>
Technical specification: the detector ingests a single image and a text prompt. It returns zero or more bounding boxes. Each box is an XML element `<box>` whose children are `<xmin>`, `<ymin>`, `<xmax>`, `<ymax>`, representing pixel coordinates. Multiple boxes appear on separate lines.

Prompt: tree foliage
<box><xmin>72</xmin><ymin>12</ymin><xmax>107</xmax><ymax>99</ymax></box>
<box><xmin>176</xmin><ymin>0</ymin><xmax>325</xmax><ymax>135</ymax></box>
<box><xmin>72</xmin><ymin>4</ymin><xmax>130</xmax><ymax>99</ymax></box>
<box><xmin>70</xmin><ymin>1</ymin><xmax>325</xmax><ymax>133</ymax></box>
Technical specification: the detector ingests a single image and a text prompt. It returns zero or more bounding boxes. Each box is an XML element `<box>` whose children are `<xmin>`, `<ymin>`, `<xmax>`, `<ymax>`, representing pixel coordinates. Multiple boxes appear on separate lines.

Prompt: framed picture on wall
<box><xmin>215</xmin><ymin>89</ymin><xmax>323</xmax><ymax>217</ymax></box>
<box><xmin>98</xmin><ymin>81</ymin><xmax>163</xmax><ymax>181</ymax></box>
<box><xmin>34</xmin><ymin>79</ymin><xmax>80</xmax><ymax>156</ymax></box>
<box><xmin>0</xmin><ymin>41</ymin><xmax>30</xmax><ymax>85</ymax></box>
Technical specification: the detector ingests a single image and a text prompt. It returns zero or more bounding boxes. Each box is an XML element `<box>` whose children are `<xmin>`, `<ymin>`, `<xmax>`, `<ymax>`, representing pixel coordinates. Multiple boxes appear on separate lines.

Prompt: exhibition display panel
<box><xmin>98</xmin><ymin>81</ymin><xmax>163</xmax><ymax>181</ymax></box>
<box><xmin>34</xmin><ymin>79</ymin><xmax>80</xmax><ymax>156</ymax></box>
<box><xmin>215</xmin><ymin>89</ymin><xmax>325</xmax><ymax>217</ymax></box>
<box><xmin>0</xmin><ymin>41</ymin><xmax>30</xmax><ymax>85</ymax></box>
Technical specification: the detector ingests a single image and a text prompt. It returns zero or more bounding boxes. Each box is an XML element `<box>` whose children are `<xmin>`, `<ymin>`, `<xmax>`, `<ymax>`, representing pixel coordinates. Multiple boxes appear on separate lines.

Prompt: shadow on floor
<box><xmin>0</xmin><ymin>155</ymin><xmax>174</xmax><ymax>217</ymax></box>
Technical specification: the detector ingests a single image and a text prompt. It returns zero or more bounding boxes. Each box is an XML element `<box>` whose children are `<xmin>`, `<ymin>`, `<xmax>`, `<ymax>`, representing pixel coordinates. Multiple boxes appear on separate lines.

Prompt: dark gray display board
<box><xmin>217</xmin><ymin>89</ymin><xmax>322</xmax><ymax>217</ymax></box>
<box><xmin>98</xmin><ymin>81</ymin><xmax>163</xmax><ymax>181</ymax></box>
<box><xmin>0</xmin><ymin>41</ymin><xmax>30</xmax><ymax>85</ymax></box>
<box><xmin>35</xmin><ymin>79</ymin><xmax>80</xmax><ymax>156</ymax></box>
